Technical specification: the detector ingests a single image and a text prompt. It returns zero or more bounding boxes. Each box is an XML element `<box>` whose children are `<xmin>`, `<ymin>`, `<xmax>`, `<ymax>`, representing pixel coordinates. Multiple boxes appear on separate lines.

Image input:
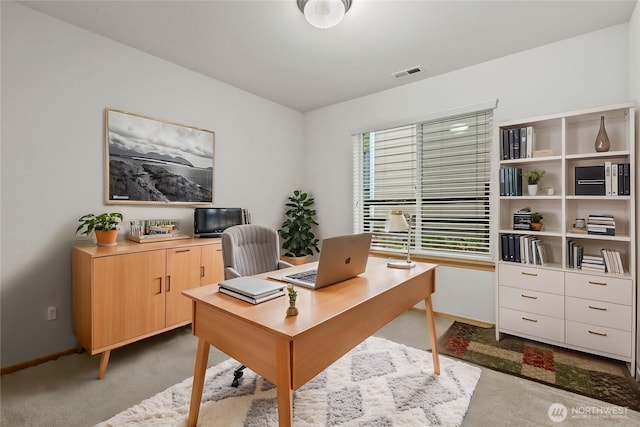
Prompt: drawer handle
<box><xmin>588</xmin><ymin>305</ymin><xmax>607</xmax><ymax>311</ymax></box>
<box><xmin>521</xmin><ymin>294</ymin><xmax>538</xmax><ymax>300</ymax></box>
<box><xmin>522</xmin><ymin>317</ymin><xmax>538</xmax><ymax>323</ymax></box>
<box><xmin>176</xmin><ymin>249</ymin><xmax>190</xmax><ymax>253</ymax></box>
<box><xmin>588</xmin><ymin>330</ymin><xmax>607</xmax><ymax>337</ymax></box>
<box><xmin>521</xmin><ymin>272</ymin><xmax>538</xmax><ymax>277</ymax></box>
<box><xmin>588</xmin><ymin>280</ymin><xmax>607</xmax><ymax>286</ymax></box>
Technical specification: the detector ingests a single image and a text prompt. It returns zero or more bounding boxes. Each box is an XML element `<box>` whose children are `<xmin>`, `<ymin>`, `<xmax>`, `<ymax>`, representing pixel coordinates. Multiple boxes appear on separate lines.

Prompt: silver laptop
<box><xmin>270</xmin><ymin>233</ymin><xmax>372</xmax><ymax>289</ymax></box>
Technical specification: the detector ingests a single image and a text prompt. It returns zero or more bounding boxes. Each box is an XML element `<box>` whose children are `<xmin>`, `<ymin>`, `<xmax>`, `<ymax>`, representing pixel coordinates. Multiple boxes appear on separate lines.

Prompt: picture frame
<box><xmin>105</xmin><ymin>108</ymin><xmax>215</xmax><ymax>205</ymax></box>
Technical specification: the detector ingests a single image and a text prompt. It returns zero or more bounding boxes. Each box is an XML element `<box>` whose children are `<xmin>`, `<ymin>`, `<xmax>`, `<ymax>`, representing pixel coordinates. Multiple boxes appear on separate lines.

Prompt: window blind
<box><xmin>353</xmin><ymin>109</ymin><xmax>493</xmax><ymax>261</ymax></box>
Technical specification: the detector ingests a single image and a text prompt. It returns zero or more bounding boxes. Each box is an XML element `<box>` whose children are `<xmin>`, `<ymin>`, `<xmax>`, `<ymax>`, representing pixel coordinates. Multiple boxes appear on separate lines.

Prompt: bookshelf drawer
<box><xmin>565</xmin><ymin>297</ymin><xmax>632</xmax><ymax>331</ymax></box>
<box><xmin>499</xmin><ymin>307</ymin><xmax>564</xmax><ymax>343</ymax></box>
<box><xmin>499</xmin><ymin>286</ymin><xmax>564</xmax><ymax>318</ymax></box>
<box><xmin>499</xmin><ymin>264</ymin><xmax>564</xmax><ymax>295</ymax></box>
<box><xmin>564</xmin><ymin>273</ymin><xmax>631</xmax><ymax>305</ymax></box>
<box><xmin>566</xmin><ymin>320</ymin><xmax>631</xmax><ymax>358</ymax></box>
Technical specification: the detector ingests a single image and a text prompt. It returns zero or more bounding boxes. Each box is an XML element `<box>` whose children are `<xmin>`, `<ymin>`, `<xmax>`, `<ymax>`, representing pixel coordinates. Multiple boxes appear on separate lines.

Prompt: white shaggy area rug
<box><xmin>96</xmin><ymin>336</ymin><xmax>481</xmax><ymax>426</ymax></box>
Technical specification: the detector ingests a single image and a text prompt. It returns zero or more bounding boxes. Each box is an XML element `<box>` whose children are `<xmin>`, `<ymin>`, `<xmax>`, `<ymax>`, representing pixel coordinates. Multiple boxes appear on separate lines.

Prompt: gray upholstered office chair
<box><xmin>222</xmin><ymin>224</ymin><xmax>293</xmax><ymax>280</ymax></box>
<box><xmin>221</xmin><ymin>224</ymin><xmax>293</xmax><ymax>386</ymax></box>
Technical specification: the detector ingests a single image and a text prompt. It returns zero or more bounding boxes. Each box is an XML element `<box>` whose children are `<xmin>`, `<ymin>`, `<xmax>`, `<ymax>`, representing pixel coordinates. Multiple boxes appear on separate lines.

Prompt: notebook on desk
<box><xmin>218</xmin><ymin>276</ymin><xmax>285</xmax><ymax>304</ymax></box>
<box><xmin>270</xmin><ymin>233</ymin><xmax>372</xmax><ymax>289</ymax></box>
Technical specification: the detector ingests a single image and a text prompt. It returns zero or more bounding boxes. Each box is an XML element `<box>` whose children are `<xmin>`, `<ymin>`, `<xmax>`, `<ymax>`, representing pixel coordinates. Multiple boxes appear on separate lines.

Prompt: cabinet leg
<box><xmin>98</xmin><ymin>350</ymin><xmax>111</xmax><ymax>380</ymax></box>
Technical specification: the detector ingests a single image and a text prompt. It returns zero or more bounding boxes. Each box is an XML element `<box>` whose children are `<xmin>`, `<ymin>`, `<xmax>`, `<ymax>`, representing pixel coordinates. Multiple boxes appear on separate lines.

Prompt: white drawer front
<box><xmin>565</xmin><ymin>320</ymin><xmax>631</xmax><ymax>358</ymax></box>
<box><xmin>499</xmin><ymin>286</ymin><xmax>564</xmax><ymax>319</ymax></box>
<box><xmin>499</xmin><ymin>307</ymin><xmax>564</xmax><ymax>343</ymax></box>
<box><xmin>565</xmin><ymin>297</ymin><xmax>632</xmax><ymax>331</ymax></box>
<box><xmin>565</xmin><ymin>273</ymin><xmax>632</xmax><ymax>305</ymax></box>
<box><xmin>499</xmin><ymin>264</ymin><xmax>564</xmax><ymax>295</ymax></box>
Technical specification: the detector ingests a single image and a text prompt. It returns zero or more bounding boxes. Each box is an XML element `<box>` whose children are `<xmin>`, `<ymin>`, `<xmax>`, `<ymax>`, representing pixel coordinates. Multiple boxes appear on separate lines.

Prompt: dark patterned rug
<box><xmin>439</xmin><ymin>321</ymin><xmax>640</xmax><ymax>412</ymax></box>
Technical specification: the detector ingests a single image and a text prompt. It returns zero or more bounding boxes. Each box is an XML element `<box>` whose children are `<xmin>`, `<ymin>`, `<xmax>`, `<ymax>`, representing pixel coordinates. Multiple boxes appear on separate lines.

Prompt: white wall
<box><xmin>0</xmin><ymin>2</ymin><xmax>304</xmax><ymax>368</ymax></box>
<box><xmin>303</xmin><ymin>24</ymin><xmax>630</xmax><ymax>323</ymax></box>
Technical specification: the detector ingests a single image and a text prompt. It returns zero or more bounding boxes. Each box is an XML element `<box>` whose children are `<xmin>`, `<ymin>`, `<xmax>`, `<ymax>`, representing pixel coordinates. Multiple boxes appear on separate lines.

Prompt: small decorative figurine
<box><xmin>286</xmin><ymin>284</ymin><xmax>298</xmax><ymax>316</ymax></box>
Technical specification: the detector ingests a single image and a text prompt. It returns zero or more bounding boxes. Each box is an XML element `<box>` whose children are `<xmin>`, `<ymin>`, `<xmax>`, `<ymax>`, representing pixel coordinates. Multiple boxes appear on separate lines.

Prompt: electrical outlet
<box><xmin>47</xmin><ymin>306</ymin><xmax>57</xmax><ymax>321</ymax></box>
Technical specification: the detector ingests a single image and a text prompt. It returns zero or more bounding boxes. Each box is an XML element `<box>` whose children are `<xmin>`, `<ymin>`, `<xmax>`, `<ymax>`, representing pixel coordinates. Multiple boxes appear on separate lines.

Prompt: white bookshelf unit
<box><xmin>494</xmin><ymin>102</ymin><xmax>637</xmax><ymax>376</ymax></box>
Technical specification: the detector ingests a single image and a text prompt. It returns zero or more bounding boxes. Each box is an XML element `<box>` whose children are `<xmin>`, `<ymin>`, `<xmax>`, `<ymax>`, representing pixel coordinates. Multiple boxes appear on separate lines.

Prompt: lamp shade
<box><xmin>297</xmin><ymin>0</ymin><xmax>352</xmax><ymax>29</ymax></box>
<box><xmin>385</xmin><ymin>210</ymin><xmax>409</xmax><ymax>233</ymax></box>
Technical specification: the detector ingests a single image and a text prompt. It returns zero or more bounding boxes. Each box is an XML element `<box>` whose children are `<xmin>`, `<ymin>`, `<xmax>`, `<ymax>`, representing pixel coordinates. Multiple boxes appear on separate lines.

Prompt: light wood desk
<box><xmin>183</xmin><ymin>257</ymin><xmax>439</xmax><ymax>427</ymax></box>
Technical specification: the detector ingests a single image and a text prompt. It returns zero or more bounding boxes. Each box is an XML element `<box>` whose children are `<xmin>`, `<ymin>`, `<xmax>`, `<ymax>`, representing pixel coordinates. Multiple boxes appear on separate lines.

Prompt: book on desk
<box><xmin>218</xmin><ymin>276</ymin><xmax>286</xmax><ymax>304</ymax></box>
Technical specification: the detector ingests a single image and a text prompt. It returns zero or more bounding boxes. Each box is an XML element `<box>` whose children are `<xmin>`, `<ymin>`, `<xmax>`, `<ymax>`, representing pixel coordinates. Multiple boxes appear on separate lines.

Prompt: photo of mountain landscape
<box><xmin>105</xmin><ymin>109</ymin><xmax>214</xmax><ymax>204</ymax></box>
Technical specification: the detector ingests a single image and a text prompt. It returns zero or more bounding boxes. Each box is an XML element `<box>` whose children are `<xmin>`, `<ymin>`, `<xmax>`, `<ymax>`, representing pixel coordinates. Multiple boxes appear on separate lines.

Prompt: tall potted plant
<box><xmin>278</xmin><ymin>190</ymin><xmax>319</xmax><ymax>265</ymax></box>
<box><xmin>76</xmin><ymin>212</ymin><xmax>124</xmax><ymax>246</ymax></box>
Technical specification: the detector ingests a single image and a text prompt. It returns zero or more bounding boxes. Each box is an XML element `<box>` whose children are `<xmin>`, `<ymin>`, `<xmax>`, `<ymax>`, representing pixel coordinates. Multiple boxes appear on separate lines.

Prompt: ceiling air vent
<box><xmin>392</xmin><ymin>66</ymin><xmax>422</xmax><ymax>79</ymax></box>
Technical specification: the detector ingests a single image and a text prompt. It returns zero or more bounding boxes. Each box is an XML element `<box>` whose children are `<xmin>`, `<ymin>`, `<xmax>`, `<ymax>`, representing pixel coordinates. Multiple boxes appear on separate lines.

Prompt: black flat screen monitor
<box><xmin>194</xmin><ymin>208</ymin><xmax>243</xmax><ymax>237</ymax></box>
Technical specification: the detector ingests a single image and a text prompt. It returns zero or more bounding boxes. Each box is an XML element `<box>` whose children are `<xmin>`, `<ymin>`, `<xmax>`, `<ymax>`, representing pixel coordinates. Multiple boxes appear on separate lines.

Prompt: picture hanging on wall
<box><xmin>105</xmin><ymin>108</ymin><xmax>215</xmax><ymax>205</ymax></box>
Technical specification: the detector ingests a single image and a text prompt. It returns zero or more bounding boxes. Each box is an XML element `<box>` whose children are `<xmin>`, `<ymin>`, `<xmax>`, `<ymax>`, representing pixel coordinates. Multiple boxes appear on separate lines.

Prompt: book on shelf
<box><xmin>600</xmin><ymin>162</ymin><xmax>630</xmax><ymax>197</ymax></box>
<box><xmin>587</xmin><ymin>214</ymin><xmax>615</xmax><ymax>236</ymax></box>
<box><xmin>501</xmin><ymin>233</ymin><xmax>545</xmax><ymax>265</ymax></box>
<box><xmin>499</xmin><ymin>167</ymin><xmax>522</xmax><ymax>196</ymax></box>
<box><xmin>500</xmin><ymin>126</ymin><xmax>534</xmax><ymax>160</ymax></box>
<box><xmin>600</xmin><ymin>248</ymin><xmax>624</xmax><ymax>274</ymax></box>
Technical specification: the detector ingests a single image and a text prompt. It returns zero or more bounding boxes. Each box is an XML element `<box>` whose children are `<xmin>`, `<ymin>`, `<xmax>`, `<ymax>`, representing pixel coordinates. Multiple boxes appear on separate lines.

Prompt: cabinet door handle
<box><xmin>522</xmin><ymin>317</ymin><xmax>538</xmax><ymax>323</ymax></box>
<box><xmin>588</xmin><ymin>305</ymin><xmax>607</xmax><ymax>311</ymax></box>
<box><xmin>201</xmin><ymin>266</ymin><xmax>205</xmax><ymax>277</ymax></box>
<box><xmin>521</xmin><ymin>294</ymin><xmax>538</xmax><ymax>300</ymax></box>
<box><xmin>588</xmin><ymin>280</ymin><xmax>607</xmax><ymax>286</ymax></box>
<box><xmin>521</xmin><ymin>272</ymin><xmax>538</xmax><ymax>277</ymax></box>
<box><xmin>155</xmin><ymin>277</ymin><xmax>163</xmax><ymax>295</ymax></box>
<box><xmin>175</xmin><ymin>249</ymin><xmax>190</xmax><ymax>253</ymax></box>
<box><xmin>588</xmin><ymin>330</ymin><xmax>607</xmax><ymax>337</ymax></box>
<box><xmin>166</xmin><ymin>275</ymin><xmax>171</xmax><ymax>292</ymax></box>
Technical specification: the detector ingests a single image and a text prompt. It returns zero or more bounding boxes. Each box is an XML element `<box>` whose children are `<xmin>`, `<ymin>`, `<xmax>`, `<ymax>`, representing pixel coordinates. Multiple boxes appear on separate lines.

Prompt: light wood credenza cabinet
<box><xmin>72</xmin><ymin>238</ymin><xmax>223</xmax><ymax>379</ymax></box>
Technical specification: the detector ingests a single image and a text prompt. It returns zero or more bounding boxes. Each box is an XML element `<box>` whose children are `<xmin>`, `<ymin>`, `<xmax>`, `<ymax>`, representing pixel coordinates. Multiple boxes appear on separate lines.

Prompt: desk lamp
<box><xmin>385</xmin><ymin>210</ymin><xmax>416</xmax><ymax>269</ymax></box>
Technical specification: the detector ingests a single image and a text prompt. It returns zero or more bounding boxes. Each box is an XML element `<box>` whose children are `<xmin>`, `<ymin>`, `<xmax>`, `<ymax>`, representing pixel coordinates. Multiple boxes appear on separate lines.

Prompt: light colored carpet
<box><xmin>96</xmin><ymin>336</ymin><xmax>481</xmax><ymax>426</ymax></box>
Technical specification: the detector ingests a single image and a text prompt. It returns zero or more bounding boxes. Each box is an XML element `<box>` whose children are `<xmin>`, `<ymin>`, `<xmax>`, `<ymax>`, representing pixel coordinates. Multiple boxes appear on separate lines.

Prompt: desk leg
<box><xmin>276</xmin><ymin>338</ymin><xmax>293</xmax><ymax>427</ymax></box>
<box><xmin>187</xmin><ymin>338</ymin><xmax>210</xmax><ymax>427</ymax></box>
<box><xmin>424</xmin><ymin>296</ymin><xmax>440</xmax><ymax>375</ymax></box>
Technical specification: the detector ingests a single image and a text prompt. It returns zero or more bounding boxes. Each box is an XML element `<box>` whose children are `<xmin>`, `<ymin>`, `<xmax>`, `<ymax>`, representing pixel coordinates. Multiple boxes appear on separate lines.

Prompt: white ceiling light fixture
<box><xmin>297</xmin><ymin>0</ymin><xmax>352</xmax><ymax>29</ymax></box>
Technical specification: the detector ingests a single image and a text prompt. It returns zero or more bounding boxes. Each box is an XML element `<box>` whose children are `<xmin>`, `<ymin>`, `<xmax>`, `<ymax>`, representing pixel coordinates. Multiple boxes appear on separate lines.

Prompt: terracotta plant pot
<box><xmin>95</xmin><ymin>229</ymin><xmax>118</xmax><ymax>246</ymax></box>
<box><xmin>282</xmin><ymin>255</ymin><xmax>307</xmax><ymax>266</ymax></box>
<box><xmin>530</xmin><ymin>223</ymin><xmax>543</xmax><ymax>231</ymax></box>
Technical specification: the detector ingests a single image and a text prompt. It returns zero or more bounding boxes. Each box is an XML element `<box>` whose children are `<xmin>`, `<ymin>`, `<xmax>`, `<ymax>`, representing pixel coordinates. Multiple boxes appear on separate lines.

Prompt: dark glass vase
<box><xmin>594</xmin><ymin>116</ymin><xmax>610</xmax><ymax>152</ymax></box>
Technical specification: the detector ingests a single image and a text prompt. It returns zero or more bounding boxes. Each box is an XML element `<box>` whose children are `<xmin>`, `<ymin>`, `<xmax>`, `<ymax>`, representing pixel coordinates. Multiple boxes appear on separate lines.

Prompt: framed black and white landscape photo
<box><xmin>105</xmin><ymin>109</ymin><xmax>215</xmax><ymax>205</ymax></box>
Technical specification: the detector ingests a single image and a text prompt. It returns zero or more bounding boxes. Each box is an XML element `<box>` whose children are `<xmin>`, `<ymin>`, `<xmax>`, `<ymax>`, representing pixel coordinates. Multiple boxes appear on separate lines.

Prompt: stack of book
<box><xmin>601</xmin><ymin>248</ymin><xmax>624</xmax><ymax>274</ymax></box>
<box><xmin>499</xmin><ymin>167</ymin><xmax>523</xmax><ymax>196</ymax></box>
<box><xmin>581</xmin><ymin>253</ymin><xmax>606</xmax><ymax>272</ymax></box>
<box><xmin>587</xmin><ymin>214</ymin><xmax>615</xmax><ymax>236</ymax></box>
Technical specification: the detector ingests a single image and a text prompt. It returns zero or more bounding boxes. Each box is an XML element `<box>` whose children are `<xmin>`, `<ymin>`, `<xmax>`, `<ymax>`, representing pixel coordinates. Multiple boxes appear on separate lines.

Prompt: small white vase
<box><xmin>528</xmin><ymin>184</ymin><xmax>538</xmax><ymax>196</ymax></box>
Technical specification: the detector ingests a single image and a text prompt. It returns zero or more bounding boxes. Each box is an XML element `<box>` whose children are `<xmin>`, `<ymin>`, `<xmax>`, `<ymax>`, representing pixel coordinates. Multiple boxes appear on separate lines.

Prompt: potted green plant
<box><xmin>278</xmin><ymin>190</ymin><xmax>320</xmax><ymax>265</ymax></box>
<box><xmin>530</xmin><ymin>212</ymin><xmax>543</xmax><ymax>231</ymax></box>
<box><xmin>524</xmin><ymin>169</ymin><xmax>546</xmax><ymax>196</ymax></box>
<box><xmin>76</xmin><ymin>212</ymin><xmax>124</xmax><ymax>246</ymax></box>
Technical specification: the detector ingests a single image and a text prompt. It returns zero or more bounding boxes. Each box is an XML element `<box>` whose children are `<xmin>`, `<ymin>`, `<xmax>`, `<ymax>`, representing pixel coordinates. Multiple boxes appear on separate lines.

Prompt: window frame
<box><xmin>353</xmin><ymin>101</ymin><xmax>498</xmax><ymax>268</ymax></box>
